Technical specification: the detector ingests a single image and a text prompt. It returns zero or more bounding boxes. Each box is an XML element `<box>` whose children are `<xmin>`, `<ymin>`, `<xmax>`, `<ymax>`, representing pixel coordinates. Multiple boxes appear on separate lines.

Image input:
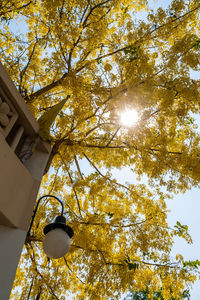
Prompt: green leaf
<box><xmin>127</xmin><ymin>262</ymin><xmax>139</xmax><ymax>271</ymax></box>
<box><xmin>193</xmin><ymin>40</ymin><xmax>200</xmax><ymax>50</ymax></box>
<box><xmin>183</xmin><ymin>260</ymin><xmax>200</xmax><ymax>270</ymax></box>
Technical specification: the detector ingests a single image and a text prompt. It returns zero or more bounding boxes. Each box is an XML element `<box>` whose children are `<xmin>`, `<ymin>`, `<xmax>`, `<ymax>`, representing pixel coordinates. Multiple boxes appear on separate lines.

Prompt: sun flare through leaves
<box><xmin>120</xmin><ymin>109</ymin><xmax>139</xmax><ymax>127</ymax></box>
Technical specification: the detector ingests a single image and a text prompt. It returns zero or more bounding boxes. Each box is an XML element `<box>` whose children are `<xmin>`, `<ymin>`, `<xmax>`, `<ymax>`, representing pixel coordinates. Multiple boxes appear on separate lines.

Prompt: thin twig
<box><xmin>66</xmin><ymin>168</ymin><xmax>83</xmax><ymax>217</ymax></box>
<box><xmin>63</xmin><ymin>257</ymin><xmax>85</xmax><ymax>284</ymax></box>
<box><xmin>106</xmin><ymin>126</ymin><xmax>120</xmax><ymax>147</ymax></box>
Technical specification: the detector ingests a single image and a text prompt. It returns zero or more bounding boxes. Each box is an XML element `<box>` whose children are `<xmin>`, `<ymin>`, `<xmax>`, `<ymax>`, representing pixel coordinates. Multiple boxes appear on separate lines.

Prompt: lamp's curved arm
<box><xmin>27</xmin><ymin>195</ymin><xmax>64</xmax><ymax>236</ymax></box>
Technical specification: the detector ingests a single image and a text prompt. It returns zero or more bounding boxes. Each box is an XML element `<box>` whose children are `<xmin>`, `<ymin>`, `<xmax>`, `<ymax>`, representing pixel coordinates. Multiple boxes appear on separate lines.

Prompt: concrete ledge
<box><xmin>0</xmin><ymin>62</ymin><xmax>39</xmax><ymax>137</ymax></box>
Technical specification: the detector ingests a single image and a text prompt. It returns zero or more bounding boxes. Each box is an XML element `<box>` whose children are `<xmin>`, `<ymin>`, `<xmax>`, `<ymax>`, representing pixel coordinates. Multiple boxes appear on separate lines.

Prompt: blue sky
<box><xmin>168</xmin><ymin>188</ymin><xmax>200</xmax><ymax>299</ymax></box>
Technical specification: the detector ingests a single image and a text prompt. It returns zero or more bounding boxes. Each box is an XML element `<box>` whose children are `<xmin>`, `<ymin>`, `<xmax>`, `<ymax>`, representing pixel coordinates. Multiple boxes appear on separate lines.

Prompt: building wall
<box><xmin>0</xmin><ymin>62</ymin><xmax>51</xmax><ymax>299</ymax></box>
<box><xmin>0</xmin><ymin>226</ymin><xmax>26</xmax><ymax>300</ymax></box>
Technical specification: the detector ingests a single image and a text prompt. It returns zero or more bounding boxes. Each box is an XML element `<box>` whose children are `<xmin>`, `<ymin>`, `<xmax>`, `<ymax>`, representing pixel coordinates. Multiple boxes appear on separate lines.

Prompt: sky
<box><xmin>5</xmin><ymin>0</ymin><xmax>200</xmax><ymax>298</ymax></box>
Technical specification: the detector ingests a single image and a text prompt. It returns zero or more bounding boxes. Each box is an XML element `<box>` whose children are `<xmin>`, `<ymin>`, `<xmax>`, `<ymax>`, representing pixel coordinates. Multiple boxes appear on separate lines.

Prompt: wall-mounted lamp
<box><xmin>27</xmin><ymin>195</ymin><xmax>74</xmax><ymax>259</ymax></box>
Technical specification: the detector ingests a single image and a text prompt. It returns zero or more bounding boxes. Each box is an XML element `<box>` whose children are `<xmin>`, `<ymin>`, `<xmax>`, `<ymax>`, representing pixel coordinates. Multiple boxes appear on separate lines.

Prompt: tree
<box><xmin>1</xmin><ymin>0</ymin><xmax>200</xmax><ymax>298</ymax></box>
<box><xmin>124</xmin><ymin>288</ymin><xmax>190</xmax><ymax>299</ymax></box>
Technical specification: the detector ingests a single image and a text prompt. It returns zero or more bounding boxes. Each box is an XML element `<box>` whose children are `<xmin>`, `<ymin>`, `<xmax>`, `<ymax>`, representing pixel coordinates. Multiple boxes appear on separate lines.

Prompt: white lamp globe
<box><xmin>43</xmin><ymin>228</ymin><xmax>71</xmax><ymax>259</ymax></box>
<box><xmin>42</xmin><ymin>216</ymin><xmax>73</xmax><ymax>259</ymax></box>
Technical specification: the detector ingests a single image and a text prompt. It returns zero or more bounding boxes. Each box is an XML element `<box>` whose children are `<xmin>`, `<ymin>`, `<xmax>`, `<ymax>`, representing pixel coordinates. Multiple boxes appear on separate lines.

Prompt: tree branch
<box><xmin>71</xmin><ymin>244</ymin><xmax>178</xmax><ymax>269</ymax></box>
<box><xmin>63</xmin><ymin>257</ymin><xmax>85</xmax><ymax>284</ymax></box>
<box><xmin>106</xmin><ymin>126</ymin><xmax>120</xmax><ymax>147</ymax></box>
<box><xmin>83</xmin><ymin>152</ymin><xmax>132</xmax><ymax>193</ymax></box>
<box><xmin>58</xmin><ymin>152</ymin><xmax>83</xmax><ymax>217</ymax></box>
<box><xmin>75</xmin><ymin>218</ymin><xmax>152</xmax><ymax>228</ymax></box>
<box><xmin>74</xmin><ymin>155</ymin><xmax>84</xmax><ymax>179</ymax></box>
<box><xmin>27</xmin><ymin>244</ymin><xmax>60</xmax><ymax>300</ymax></box>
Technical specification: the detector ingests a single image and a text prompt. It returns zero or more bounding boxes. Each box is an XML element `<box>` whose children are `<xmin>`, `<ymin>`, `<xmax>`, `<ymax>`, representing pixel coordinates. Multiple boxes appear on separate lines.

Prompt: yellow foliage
<box><xmin>2</xmin><ymin>0</ymin><xmax>200</xmax><ymax>298</ymax></box>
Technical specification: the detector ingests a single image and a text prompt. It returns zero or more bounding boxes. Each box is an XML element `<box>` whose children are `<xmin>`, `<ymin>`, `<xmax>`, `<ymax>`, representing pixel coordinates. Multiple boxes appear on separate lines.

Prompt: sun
<box><xmin>120</xmin><ymin>109</ymin><xmax>139</xmax><ymax>127</ymax></box>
